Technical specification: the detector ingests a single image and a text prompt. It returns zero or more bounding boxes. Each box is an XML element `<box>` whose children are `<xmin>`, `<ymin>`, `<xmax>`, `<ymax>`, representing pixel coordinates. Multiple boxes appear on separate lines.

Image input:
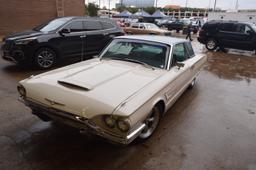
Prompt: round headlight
<box><xmin>117</xmin><ymin>119</ymin><xmax>130</xmax><ymax>132</ymax></box>
<box><xmin>104</xmin><ymin>116</ymin><xmax>116</xmax><ymax>128</ymax></box>
<box><xmin>17</xmin><ymin>85</ymin><xmax>26</xmax><ymax>98</ymax></box>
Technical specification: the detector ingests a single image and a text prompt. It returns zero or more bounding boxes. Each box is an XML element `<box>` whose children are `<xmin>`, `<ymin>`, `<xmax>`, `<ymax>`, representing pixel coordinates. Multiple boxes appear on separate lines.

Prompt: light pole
<box><xmin>208</xmin><ymin>0</ymin><xmax>211</xmax><ymax>11</ymax></box>
<box><xmin>213</xmin><ymin>0</ymin><xmax>217</xmax><ymax>11</ymax></box>
<box><xmin>185</xmin><ymin>0</ymin><xmax>188</xmax><ymax>8</ymax></box>
<box><xmin>108</xmin><ymin>0</ymin><xmax>111</xmax><ymax>18</ymax></box>
<box><xmin>235</xmin><ymin>0</ymin><xmax>239</xmax><ymax>10</ymax></box>
<box><xmin>155</xmin><ymin>0</ymin><xmax>158</xmax><ymax>8</ymax></box>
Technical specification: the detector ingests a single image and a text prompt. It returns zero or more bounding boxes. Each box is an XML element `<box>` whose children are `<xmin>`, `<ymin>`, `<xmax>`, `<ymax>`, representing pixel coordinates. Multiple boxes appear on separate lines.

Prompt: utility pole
<box><xmin>213</xmin><ymin>0</ymin><xmax>217</xmax><ymax>11</ymax></box>
<box><xmin>208</xmin><ymin>0</ymin><xmax>211</xmax><ymax>11</ymax></box>
<box><xmin>155</xmin><ymin>0</ymin><xmax>158</xmax><ymax>8</ymax></box>
<box><xmin>235</xmin><ymin>0</ymin><xmax>239</xmax><ymax>11</ymax></box>
<box><xmin>185</xmin><ymin>0</ymin><xmax>188</xmax><ymax>8</ymax></box>
<box><xmin>109</xmin><ymin>0</ymin><xmax>111</xmax><ymax>18</ymax></box>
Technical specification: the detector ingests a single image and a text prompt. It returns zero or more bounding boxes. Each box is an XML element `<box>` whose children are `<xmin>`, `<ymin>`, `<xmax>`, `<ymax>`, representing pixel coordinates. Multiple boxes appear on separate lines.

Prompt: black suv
<box><xmin>1</xmin><ymin>17</ymin><xmax>124</xmax><ymax>69</ymax></box>
<box><xmin>198</xmin><ymin>20</ymin><xmax>256</xmax><ymax>52</ymax></box>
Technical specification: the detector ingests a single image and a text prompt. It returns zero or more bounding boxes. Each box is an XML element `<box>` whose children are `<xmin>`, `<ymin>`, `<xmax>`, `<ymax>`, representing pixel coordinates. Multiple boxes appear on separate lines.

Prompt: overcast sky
<box><xmin>88</xmin><ymin>0</ymin><xmax>256</xmax><ymax>10</ymax></box>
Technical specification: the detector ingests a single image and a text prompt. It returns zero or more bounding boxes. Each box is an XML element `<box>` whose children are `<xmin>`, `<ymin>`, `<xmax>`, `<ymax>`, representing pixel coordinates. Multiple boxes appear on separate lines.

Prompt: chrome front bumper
<box><xmin>22</xmin><ymin>99</ymin><xmax>145</xmax><ymax>145</ymax></box>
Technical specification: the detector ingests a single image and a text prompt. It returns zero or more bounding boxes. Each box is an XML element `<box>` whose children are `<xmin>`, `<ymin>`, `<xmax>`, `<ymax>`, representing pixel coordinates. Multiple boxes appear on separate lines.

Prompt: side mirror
<box><xmin>59</xmin><ymin>28</ymin><xmax>70</xmax><ymax>35</ymax></box>
<box><xmin>176</xmin><ymin>62</ymin><xmax>185</xmax><ymax>69</ymax></box>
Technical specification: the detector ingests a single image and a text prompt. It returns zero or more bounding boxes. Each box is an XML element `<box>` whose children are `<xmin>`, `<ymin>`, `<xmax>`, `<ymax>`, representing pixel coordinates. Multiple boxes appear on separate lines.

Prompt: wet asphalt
<box><xmin>0</xmin><ymin>38</ymin><xmax>256</xmax><ymax>170</ymax></box>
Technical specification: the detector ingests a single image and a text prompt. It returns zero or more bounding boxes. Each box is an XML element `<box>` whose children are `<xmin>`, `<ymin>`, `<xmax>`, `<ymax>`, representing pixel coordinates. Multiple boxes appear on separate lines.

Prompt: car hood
<box><xmin>21</xmin><ymin>59</ymin><xmax>166</xmax><ymax>118</ymax></box>
<box><xmin>5</xmin><ymin>30</ymin><xmax>43</xmax><ymax>41</ymax></box>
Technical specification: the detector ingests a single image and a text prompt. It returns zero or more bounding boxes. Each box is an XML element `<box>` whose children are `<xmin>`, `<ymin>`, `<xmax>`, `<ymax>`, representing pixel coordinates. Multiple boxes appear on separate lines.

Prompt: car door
<box><xmin>83</xmin><ymin>20</ymin><xmax>105</xmax><ymax>56</ymax></box>
<box><xmin>138</xmin><ymin>23</ymin><xmax>147</xmax><ymax>34</ymax></box>
<box><xmin>229</xmin><ymin>24</ymin><xmax>255</xmax><ymax>50</ymax></box>
<box><xmin>164</xmin><ymin>43</ymin><xmax>192</xmax><ymax>107</ymax></box>
<box><xmin>217</xmin><ymin>23</ymin><xmax>236</xmax><ymax>48</ymax></box>
<box><xmin>56</xmin><ymin>20</ymin><xmax>84</xmax><ymax>58</ymax></box>
<box><xmin>184</xmin><ymin>42</ymin><xmax>206</xmax><ymax>78</ymax></box>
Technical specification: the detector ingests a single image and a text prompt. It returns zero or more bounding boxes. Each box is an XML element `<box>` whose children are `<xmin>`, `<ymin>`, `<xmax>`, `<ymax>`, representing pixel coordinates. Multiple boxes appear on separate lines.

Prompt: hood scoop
<box><xmin>58</xmin><ymin>79</ymin><xmax>93</xmax><ymax>91</ymax></box>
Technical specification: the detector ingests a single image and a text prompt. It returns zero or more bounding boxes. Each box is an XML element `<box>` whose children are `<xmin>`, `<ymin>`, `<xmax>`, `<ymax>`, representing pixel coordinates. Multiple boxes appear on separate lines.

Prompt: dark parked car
<box><xmin>165</xmin><ymin>18</ymin><xmax>199</xmax><ymax>34</ymax></box>
<box><xmin>1</xmin><ymin>17</ymin><xmax>124</xmax><ymax>69</ymax></box>
<box><xmin>198</xmin><ymin>20</ymin><xmax>256</xmax><ymax>52</ymax></box>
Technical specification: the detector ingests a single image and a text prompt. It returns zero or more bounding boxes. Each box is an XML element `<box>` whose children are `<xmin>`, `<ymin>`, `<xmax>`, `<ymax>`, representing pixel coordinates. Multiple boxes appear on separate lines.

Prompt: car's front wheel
<box><xmin>206</xmin><ymin>39</ymin><xmax>218</xmax><ymax>51</ymax></box>
<box><xmin>34</xmin><ymin>47</ymin><xmax>57</xmax><ymax>69</ymax></box>
<box><xmin>138</xmin><ymin>106</ymin><xmax>161</xmax><ymax>140</ymax></box>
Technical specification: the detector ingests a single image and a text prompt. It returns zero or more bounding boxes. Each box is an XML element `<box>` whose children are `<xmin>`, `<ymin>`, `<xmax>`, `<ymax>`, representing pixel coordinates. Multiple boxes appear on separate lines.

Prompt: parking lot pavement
<box><xmin>0</xmin><ymin>41</ymin><xmax>256</xmax><ymax>170</ymax></box>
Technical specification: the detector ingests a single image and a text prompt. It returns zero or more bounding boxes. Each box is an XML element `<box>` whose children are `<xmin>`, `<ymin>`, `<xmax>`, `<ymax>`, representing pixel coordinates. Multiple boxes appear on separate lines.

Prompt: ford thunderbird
<box><xmin>18</xmin><ymin>35</ymin><xmax>206</xmax><ymax>145</ymax></box>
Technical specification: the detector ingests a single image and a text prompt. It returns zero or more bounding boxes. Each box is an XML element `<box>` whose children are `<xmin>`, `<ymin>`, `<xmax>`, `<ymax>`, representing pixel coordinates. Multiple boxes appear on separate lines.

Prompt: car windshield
<box><xmin>145</xmin><ymin>23</ymin><xmax>159</xmax><ymax>29</ymax></box>
<box><xmin>33</xmin><ymin>17</ymin><xmax>72</xmax><ymax>32</ymax></box>
<box><xmin>100</xmin><ymin>40</ymin><xmax>168</xmax><ymax>69</ymax></box>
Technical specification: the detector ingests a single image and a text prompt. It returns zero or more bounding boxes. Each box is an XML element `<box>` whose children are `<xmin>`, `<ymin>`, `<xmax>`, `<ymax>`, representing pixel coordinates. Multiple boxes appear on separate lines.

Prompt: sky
<box><xmin>87</xmin><ymin>0</ymin><xmax>256</xmax><ymax>10</ymax></box>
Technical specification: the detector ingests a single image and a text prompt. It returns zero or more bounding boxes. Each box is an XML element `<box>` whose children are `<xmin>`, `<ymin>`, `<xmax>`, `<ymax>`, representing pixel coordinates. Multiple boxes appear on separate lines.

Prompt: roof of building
<box><xmin>164</xmin><ymin>5</ymin><xmax>181</xmax><ymax>9</ymax></box>
<box><xmin>115</xmin><ymin>35</ymin><xmax>188</xmax><ymax>46</ymax></box>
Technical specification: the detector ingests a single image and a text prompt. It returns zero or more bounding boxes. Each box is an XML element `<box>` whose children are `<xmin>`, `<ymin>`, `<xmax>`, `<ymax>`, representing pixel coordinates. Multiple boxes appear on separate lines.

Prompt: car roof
<box><xmin>207</xmin><ymin>20</ymin><xmax>251</xmax><ymax>25</ymax></box>
<box><xmin>115</xmin><ymin>35</ymin><xmax>189</xmax><ymax>46</ymax></box>
<box><xmin>58</xmin><ymin>16</ymin><xmax>117</xmax><ymax>23</ymax></box>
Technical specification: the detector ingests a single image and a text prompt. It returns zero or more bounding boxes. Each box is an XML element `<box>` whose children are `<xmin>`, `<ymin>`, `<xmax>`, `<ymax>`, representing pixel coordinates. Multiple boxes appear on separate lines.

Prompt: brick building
<box><xmin>0</xmin><ymin>0</ymin><xmax>85</xmax><ymax>35</ymax></box>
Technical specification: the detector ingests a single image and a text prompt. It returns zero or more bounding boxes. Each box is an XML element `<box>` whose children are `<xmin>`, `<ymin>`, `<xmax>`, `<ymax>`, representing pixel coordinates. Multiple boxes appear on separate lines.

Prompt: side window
<box><xmin>83</xmin><ymin>21</ymin><xmax>102</xmax><ymax>31</ymax></box>
<box><xmin>219</xmin><ymin>23</ymin><xmax>234</xmax><ymax>32</ymax></box>
<box><xmin>233</xmin><ymin>24</ymin><xmax>246</xmax><ymax>33</ymax></box>
<box><xmin>172</xmin><ymin>43</ymin><xmax>188</xmax><ymax>63</ymax></box>
<box><xmin>64</xmin><ymin>21</ymin><xmax>83</xmax><ymax>32</ymax></box>
<box><xmin>245</xmin><ymin>25</ymin><xmax>253</xmax><ymax>34</ymax></box>
<box><xmin>139</xmin><ymin>24</ymin><xmax>145</xmax><ymax>29</ymax></box>
<box><xmin>101</xmin><ymin>22</ymin><xmax>115</xmax><ymax>29</ymax></box>
<box><xmin>131</xmin><ymin>24</ymin><xmax>139</xmax><ymax>28</ymax></box>
<box><xmin>185</xmin><ymin>42</ymin><xmax>195</xmax><ymax>58</ymax></box>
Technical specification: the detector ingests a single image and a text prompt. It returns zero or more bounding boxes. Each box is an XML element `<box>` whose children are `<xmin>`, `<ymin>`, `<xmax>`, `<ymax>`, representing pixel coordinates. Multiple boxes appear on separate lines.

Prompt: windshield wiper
<box><xmin>101</xmin><ymin>57</ymin><xmax>155</xmax><ymax>70</ymax></box>
<box><xmin>123</xmin><ymin>58</ymin><xmax>155</xmax><ymax>70</ymax></box>
<box><xmin>100</xmin><ymin>56</ymin><xmax>123</xmax><ymax>61</ymax></box>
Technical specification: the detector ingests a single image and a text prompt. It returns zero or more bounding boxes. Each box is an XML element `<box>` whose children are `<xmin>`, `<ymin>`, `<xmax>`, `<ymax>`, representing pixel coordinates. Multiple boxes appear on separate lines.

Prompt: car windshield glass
<box><xmin>33</xmin><ymin>17</ymin><xmax>72</xmax><ymax>32</ymax></box>
<box><xmin>101</xmin><ymin>40</ymin><xmax>168</xmax><ymax>69</ymax></box>
<box><xmin>145</xmin><ymin>23</ymin><xmax>159</xmax><ymax>29</ymax></box>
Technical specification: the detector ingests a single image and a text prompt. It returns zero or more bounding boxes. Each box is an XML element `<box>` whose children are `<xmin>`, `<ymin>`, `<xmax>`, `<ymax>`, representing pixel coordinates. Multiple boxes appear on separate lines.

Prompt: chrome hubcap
<box><xmin>191</xmin><ymin>79</ymin><xmax>196</xmax><ymax>86</ymax></box>
<box><xmin>207</xmin><ymin>40</ymin><xmax>216</xmax><ymax>49</ymax></box>
<box><xmin>37</xmin><ymin>50</ymin><xmax>54</xmax><ymax>68</ymax></box>
<box><xmin>139</xmin><ymin>108</ymin><xmax>160</xmax><ymax>139</ymax></box>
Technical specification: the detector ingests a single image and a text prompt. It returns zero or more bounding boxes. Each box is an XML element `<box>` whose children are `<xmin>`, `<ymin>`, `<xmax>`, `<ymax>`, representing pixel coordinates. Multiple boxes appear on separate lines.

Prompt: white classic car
<box><xmin>18</xmin><ymin>35</ymin><xmax>206</xmax><ymax>145</ymax></box>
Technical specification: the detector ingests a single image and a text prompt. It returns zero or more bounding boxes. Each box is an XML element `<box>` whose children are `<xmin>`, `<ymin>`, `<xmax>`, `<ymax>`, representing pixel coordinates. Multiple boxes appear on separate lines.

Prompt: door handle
<box><xmin>80</xmin><ymin>35</ymin><xmax>86</xmax><ymax>38</ymax></box>
<box><xmin>103</xmin><ymin>33</ymin><xmax>109</xmax><ymax>36</ymax></box>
